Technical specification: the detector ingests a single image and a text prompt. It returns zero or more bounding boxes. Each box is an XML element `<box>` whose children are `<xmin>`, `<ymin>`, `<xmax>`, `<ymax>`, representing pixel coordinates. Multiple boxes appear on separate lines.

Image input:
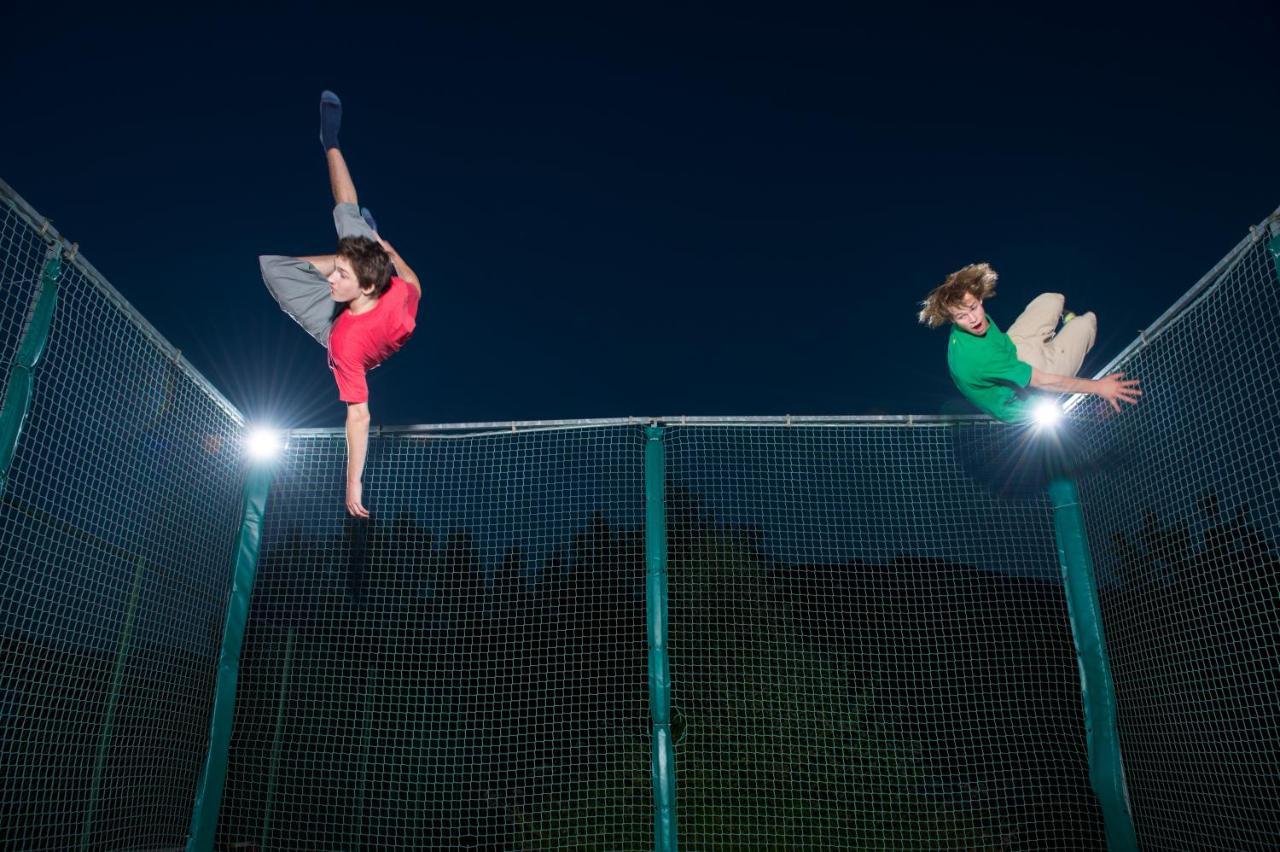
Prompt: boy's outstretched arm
<box><xmin>1030</xmin><ymin>369</ymin><xmax>1142</xmax><ymax>412</ymax></box>
<box><xmin>345</xmin><ymin>402</ymin><xmax>371</xmax><ymax>517</ymax></box>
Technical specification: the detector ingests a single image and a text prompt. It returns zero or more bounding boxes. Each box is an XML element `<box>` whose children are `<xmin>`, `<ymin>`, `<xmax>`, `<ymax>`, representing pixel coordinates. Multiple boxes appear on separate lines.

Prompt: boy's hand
<box><xmin>346</xmin><ymin>479</ymin><xmax>370</xmax><ymax>518</ymax></box>
<box><xmin>377</xmin><ymin>237</ymin><xmax>400</xmax><ymax>261</ymax></box>
<box><xmin>1095</xmin><ymin>372</ymin><xmax>1142</xmax><ymax>412</ymax></box>
<box><xmin>377</xmin><ymin>236</ymin><xmax>420</xmax><ymax>293</ymax></box>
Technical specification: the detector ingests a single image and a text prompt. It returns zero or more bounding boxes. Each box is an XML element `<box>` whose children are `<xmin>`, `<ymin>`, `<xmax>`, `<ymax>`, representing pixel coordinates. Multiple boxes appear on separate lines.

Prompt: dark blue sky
<box><xmin>4</xmin><ymin>5</ymin><xmax>1277</xmax><ymax>428</ymax></box>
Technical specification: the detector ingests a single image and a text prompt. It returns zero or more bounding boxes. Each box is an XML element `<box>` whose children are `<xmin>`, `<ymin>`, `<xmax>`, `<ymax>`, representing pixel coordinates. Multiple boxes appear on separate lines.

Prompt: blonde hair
<box><xmin>917</xmin><ymin>263</ymin><xmax>999</xmax><ymax>328</ymax></box>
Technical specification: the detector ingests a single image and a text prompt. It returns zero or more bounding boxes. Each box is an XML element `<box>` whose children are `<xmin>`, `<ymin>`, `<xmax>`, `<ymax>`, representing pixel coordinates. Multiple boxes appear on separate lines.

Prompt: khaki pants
<box><xmin>1006</xmin><ymin>292</ymin><xmax>1096</xmax><ymax>377</ymax></box>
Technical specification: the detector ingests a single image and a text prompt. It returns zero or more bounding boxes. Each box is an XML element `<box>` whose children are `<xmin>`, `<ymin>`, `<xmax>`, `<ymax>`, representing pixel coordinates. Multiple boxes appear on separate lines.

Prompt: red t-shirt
<box><xmin>328</xmin><ymin>276</ymin><xmax>420</xmax><ymax>403</ymax></box>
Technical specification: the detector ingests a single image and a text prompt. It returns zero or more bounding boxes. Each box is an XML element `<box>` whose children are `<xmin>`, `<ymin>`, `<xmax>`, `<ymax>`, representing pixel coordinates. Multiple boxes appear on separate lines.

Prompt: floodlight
<box><xmin>1031</xmin><ymin>399</ymin><xmax>1062</xmax><ymax>429</ymax></box>
<box><xmin>246</xmin><ymin>427</ymin><xmax>284</xmax><ymax>460</ymax></box>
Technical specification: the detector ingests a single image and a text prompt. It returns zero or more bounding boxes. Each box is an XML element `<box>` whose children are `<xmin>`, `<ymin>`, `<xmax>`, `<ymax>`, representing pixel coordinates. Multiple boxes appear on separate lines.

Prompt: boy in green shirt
<box><xmin>918</xmin><ymin>263</ymin><xmax>1141</xmax><ymax>421</ymax></box>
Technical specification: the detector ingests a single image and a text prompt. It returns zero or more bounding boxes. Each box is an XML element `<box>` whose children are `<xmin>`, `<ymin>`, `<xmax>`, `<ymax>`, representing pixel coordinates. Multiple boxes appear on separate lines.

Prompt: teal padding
<box><xmin>1269</xmin><ymin>234</ymin><xmax>1280</xmax><ymax>279</ymax></box>
<box><xmin>0</xmin><ymin>375</ymin><xmax>33</xmax><ymax>495</ymax></box>
<box><xmin>187</xmin><ymin>463</ymin><xmax>274</xmax><ymax>852</ymax></box>
<box><xmin>1048</xmin><ymin>476</ymin><xmax>1138</xmax><ymax>852</ymax></box>
<box><xmin>645</xmin><ymin>426</ymin><xmax>678</xmax><ymax>852</ymax></box>
<box><xmin>0</xmin><ymin>249</ymin><xmax>61</xmax><ymax>495</ymax></box>
<box><xmin>81</xmin><ymin>555</ymin><xmax>147</xmax><ymax>850</ymax></box>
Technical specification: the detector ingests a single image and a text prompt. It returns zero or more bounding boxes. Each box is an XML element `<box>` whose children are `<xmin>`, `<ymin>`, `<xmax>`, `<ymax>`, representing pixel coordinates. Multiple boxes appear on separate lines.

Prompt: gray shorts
<box><xmin>259</xmin><ymin>203</ymin><xmax>376</xmax><ymax>347</ymax></box>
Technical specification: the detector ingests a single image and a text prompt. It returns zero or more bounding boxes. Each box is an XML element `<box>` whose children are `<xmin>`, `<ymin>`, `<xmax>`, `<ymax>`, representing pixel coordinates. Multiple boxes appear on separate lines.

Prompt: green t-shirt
<box><xmin>947</xmin><ymin>316</ymin><xmax>1033</xmax><ymax>422</ymax></box>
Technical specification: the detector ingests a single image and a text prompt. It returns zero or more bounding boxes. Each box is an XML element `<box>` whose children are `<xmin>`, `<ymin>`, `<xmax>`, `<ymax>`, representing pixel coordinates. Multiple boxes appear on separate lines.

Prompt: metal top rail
<box><xmin>284</xmin><ymin>413</ymin><xmax>996</xmax><ymax>440</ymax></box>
<box><xmin>0</xmin><ymin>177</ymin><xmax>245</xmax><ymax>427</ymax></box>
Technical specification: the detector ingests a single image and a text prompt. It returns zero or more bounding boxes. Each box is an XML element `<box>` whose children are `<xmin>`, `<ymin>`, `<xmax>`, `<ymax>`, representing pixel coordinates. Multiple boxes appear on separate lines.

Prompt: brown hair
<box><xmin>916</xmin><ymin>262</ymin><xmax>998</xmax><ymax>328</ymax></box>
<box><xmin>336</xmin><ymin>236</ymin><xmax>393</xmax><ymax>297</ymax></box>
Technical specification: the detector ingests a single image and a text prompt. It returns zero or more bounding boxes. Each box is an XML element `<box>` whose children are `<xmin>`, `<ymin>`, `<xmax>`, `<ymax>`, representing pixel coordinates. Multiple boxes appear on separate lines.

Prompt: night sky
<box><xmin>4</xmin><ymin>5</ymin><xmax>1277</xmax><ymax>429</ymax></box>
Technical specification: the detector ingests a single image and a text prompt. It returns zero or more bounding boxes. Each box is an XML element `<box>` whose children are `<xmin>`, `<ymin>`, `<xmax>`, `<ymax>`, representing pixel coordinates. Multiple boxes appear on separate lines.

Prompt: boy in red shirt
<box><xmin>260</xmin><ymin>91</ymin><xmax>422</xmax><ymax>517</ymax></box>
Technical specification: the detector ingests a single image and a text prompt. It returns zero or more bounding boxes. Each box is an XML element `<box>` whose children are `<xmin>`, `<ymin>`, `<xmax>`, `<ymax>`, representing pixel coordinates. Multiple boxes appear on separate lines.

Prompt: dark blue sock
<box><xmin>319</xmin><ymin>90</ymin><xmax>342</xmax><ymax>151</ymax></box>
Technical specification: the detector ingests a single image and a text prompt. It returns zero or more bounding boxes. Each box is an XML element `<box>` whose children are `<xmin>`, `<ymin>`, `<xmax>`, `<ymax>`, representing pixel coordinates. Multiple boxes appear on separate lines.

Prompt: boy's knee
<box><xmin>259</xmin><ymin>254</ymin><xmax>298</xmax><ymax>280</ymax></box>
<box><xmin>1031</xmin><ymin>292</ymin><xmax>1066</xmax><ymax>312</ymax></box>
<box><xmin>259</xmin><ymin>254</ymin><xmax>283</xmax><ymax>276</ymax></box>
<box><xmin>1073</xmin><ymin>311</ymin><xmax>1098</xmax><ymax>332</ymax></box>
<box><xmin>1081</xmin><ymin>311</ymin><xmax>1098</xmax><ymax>340</ymax></box>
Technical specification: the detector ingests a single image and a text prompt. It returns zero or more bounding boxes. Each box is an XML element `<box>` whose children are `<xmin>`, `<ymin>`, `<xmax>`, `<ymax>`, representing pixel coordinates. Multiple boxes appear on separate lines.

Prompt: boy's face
<box><xmin>328</xmin><ymin>255</ymin><xmax>370</xmax><ymax>303</ymax></box>
<box><xmin>947</xmin><ymin>292</ymin><xmax>988</xmax><ymax>335</ymax></box>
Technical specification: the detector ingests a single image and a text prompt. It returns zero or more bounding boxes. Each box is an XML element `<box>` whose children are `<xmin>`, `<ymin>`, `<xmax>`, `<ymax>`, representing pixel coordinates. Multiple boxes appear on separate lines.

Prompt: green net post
<box><xmin>187</xmin><ymin>462</ymin><xmax>274</xmax><ymax>852</ymax></box>
<box><xmin>0</xmin><ymin>245</ymin><xmax>61</xmax><ymax>495</ymax></box>
<box><xmin>645</xmin><ymin>426</ymin><xmax>678</xmax><ymax>852</ymax></box>
<box><xmin>1268</xmin><ymin>232</ymin><xmax>1280</xmax><ymax>279</ymax></box>
<box><xmin>260</xmin><ymin>627</ymin><xmax>296</xmax><ymax>851</ymax></box>
<box><xmin>1048</xmin><ymin>475</ymin><xmax>1138</xmax><ymax>851</ymax></box>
